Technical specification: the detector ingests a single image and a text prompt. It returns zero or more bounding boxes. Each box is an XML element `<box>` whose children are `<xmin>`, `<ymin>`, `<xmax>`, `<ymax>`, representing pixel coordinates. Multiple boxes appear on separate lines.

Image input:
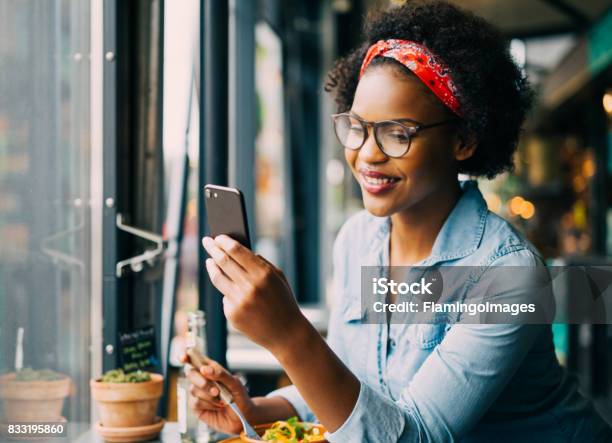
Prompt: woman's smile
<box><xmin>359</xmin><ymin>168</ymin><xmax>401</xmax><ymax>194</ymax></box>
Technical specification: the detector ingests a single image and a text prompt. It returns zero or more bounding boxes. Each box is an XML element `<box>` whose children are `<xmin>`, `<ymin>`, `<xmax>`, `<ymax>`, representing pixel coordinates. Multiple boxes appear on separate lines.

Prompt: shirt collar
<box><xmin>376</xmin><ymin>180</ymin><xmax>487</xmax><ymax>265</ymax></box>
<box><xmin>428</xmin><ymin>180</ymin><xmax>487</xmax><ymax>262</ymax></box>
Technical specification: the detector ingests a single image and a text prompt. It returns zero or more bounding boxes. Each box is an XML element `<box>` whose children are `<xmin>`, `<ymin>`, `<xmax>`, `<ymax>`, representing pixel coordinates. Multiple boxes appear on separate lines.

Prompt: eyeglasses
<box><xmin>331</xmin><ymin>113</ymin><xmax>458</xmax><ymax>158</ymax></box>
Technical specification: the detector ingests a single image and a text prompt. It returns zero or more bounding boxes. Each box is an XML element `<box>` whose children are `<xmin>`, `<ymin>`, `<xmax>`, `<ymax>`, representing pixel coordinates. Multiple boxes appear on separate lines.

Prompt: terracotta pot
<box><xmin>90</xmin><ymin>374</ymin><xmax>163</xmax><ymax>428</ymax></box>
<box><xmin>0</xmin><ymin>372</ymin><xmax>71</xmax><ymax>422</ymax></box>
<box><xmin>240</xmin><ymin>422</ymin><xmax>327</xmax><ymax>443</ymax></box>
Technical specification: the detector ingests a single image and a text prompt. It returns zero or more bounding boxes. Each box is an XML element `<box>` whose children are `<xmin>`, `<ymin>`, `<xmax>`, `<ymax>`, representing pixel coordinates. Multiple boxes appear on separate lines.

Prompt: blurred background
<box><xmin>0</xmin><ymin>0</ymin><xmax>611</xmax><ymax>436</ymax></box>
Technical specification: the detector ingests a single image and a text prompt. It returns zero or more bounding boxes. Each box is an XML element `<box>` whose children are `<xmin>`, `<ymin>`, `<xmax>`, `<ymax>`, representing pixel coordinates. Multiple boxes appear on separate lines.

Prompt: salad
<box><xmin>261</xmin><ymin>417</ymin><xmax>325</xmax><ymax>443</ymax></box>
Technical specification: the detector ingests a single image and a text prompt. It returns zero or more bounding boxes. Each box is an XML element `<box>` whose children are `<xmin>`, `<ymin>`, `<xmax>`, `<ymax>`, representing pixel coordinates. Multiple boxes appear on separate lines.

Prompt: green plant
<box><xmin>100</xmin><ymin>368</ymin><xmax>151</xmax><ymax>383</ymax></box>
<box><xmin>14</xmin><ymin>367</ymin><xmax>65</xmax><ymax>381</ymax></box>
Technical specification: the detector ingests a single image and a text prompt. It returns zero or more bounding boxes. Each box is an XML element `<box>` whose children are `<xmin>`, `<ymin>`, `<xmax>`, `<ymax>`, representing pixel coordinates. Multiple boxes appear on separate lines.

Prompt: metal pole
<box><xmin>102</xmin><ymin>0</ymin><xmax>119</xmax><ymax>373</ymax></box>
<box><xmin>199</xmin><ymin>0</ymin><xmax>229</xmax><ymax>367</ymax></box>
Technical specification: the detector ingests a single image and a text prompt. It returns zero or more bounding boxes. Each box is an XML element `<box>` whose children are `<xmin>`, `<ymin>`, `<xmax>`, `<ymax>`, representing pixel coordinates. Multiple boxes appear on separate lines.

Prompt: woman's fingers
<box><xmin>186</xmin><ymin>367</ymin><xmax>208</xmax><ymax>389</ymax></box>
<box><xmin>186</xmin><ymin>365</ymin><xmax>225</xmax><ymax>408</ymax></box>
<box><xmin>190</xmin><ymin>384</ymin><xmax>224</xmax><ymax>408</ymax></box>
<box><xmin>186</xmin><ymin>365</ymin><xmax>224</xmax><ymax>393</ymax></box>
<box><xmin>205</xmin><ymin>258</ymin><xmax>239</xmax><ymax>300</ymax></box>
<box><xmin>189</xmin><ymin>392</ymin><xmax>223</xmax><ymax>412</ymax></box>
<box><xmin>214</xmin><ymin>235</ymin><xmax>263</xmax><ymax>271</ymax></box>
<box><xmin>186</xmin><ymin>359</ymin><xmax>241</xmax><ymax>402</ymax></box>
<box><xmin>202</xmin><ymin>236</ymin><xmax>249</xmax><ymax>285</ymax></box>
<box><xmin>199</xmin><ymin>360</ymin><xmax>240</xmax><ymax>392</ymax></box>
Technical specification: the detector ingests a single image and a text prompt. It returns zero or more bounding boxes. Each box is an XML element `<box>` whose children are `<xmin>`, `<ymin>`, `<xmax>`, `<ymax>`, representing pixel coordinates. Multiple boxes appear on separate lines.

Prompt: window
<box><xmin>254</xmin><ymin>22</ymin><xmax>288</xmax><ymax>267</ymax></box>
<box><xmin>0</xmin><ymin>0</ymin><xmax>93</xmax><ymax>430</ymax></box>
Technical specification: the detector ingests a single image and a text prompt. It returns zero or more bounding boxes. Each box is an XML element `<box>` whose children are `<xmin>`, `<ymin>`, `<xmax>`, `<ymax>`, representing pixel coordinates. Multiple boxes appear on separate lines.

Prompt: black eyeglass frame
<box><xmin>331</xmin><ymin>112</ymin><xmax>458</xmax><ymax>158</ymax></box>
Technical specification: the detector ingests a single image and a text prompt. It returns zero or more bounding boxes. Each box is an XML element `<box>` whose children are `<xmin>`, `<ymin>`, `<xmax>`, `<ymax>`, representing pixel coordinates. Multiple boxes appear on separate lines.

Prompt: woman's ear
<box><xmin>453</xmin><ymin>130</ymin><xmax>477</xmax><ymax>161</ymax></box>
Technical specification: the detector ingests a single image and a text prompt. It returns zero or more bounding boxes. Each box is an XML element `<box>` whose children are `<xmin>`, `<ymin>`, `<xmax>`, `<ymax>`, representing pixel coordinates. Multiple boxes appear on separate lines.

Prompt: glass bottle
<box><xmin>178</xmin><ymin>363</ymin><xmax>198</xmax><ymax>443</ymax></box>
<box><xmin>183</xmin><ymin>310</ymin><xmax>223</xmax><ymax>443</ymax></box>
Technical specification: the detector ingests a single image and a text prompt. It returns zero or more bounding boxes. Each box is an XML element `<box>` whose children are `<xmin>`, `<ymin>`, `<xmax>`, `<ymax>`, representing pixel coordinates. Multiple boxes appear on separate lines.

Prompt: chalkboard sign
<box><xmin>118</xmin><ymin>325</ymin><xmax>159</xmax><ymax>373</ymax></box>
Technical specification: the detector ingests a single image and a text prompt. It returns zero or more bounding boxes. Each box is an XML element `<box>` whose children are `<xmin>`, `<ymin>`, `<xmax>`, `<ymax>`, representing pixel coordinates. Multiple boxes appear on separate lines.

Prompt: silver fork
<box><xmin>224</xmin><ymin>395</ymin><xmax>262</xmax><ymax>440</ymax></box>
<box><xmin>186</xmin><ymin>348</ymin><xmax>262</xmax><ymax>440</ymax></box>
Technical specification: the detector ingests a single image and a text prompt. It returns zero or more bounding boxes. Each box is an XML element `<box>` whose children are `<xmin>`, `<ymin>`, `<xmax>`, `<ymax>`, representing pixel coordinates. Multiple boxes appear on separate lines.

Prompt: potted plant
<box><xmin>0</xmin><ymin>368</ymin><xmax>71</xmax><ymax>422</ymax></box>
<box><xmin>91</xmin><ymin>369</ymin><xmax>164</xmax><ymax>442</ymax></box>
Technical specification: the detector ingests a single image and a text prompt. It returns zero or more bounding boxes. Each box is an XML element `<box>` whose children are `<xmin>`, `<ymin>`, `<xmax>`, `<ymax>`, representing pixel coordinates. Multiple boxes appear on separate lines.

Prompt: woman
<box><xmin>186</xmin><ymin>2</ymin><xmax>611</xmax><ymax>441</ymax></box>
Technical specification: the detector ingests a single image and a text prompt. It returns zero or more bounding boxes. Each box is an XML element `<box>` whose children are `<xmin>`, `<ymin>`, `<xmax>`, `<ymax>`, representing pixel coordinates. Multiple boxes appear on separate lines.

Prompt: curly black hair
<box><xmin>325</xmin><ymin>1</ymin><xmax>534</xmax><ymax>179</ymax></box>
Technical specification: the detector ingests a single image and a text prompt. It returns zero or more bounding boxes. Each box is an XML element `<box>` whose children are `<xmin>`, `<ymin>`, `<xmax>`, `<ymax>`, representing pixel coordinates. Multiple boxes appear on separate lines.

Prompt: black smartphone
<box><xmin>204</xmin><ymin>184</ymin><xmax>251</xmax><ymax>249</ymax></box>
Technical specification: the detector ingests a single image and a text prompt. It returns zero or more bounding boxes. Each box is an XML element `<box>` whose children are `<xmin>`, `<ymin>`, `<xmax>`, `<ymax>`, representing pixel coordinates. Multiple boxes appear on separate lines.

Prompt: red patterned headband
<box><xmin>359</xmin><ymin>39</ymin><xmax>462</xmax><ymax>117</ymax></box>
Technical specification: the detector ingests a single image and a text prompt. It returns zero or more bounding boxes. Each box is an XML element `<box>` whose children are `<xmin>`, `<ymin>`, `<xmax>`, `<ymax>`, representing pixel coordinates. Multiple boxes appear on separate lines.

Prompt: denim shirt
<box><xmin>268</xmin><ymin>181</ymin><xmax>611</xmax><ymax>442</ymax></box>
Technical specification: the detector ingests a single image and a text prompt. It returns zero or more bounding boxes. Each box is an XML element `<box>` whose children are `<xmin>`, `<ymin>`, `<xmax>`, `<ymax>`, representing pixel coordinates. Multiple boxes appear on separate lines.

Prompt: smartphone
<box><xmin>204</xmin><ymin>184</ymin><xmax>251</xmax><ymax>249</ymax></box>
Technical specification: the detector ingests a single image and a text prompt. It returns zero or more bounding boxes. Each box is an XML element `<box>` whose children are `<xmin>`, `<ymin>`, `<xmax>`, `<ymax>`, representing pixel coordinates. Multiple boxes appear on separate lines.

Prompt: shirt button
<box><xmin>389</xmin><ymin>338</ymin><xmax>396</xmax><ymax>348</ymax></box>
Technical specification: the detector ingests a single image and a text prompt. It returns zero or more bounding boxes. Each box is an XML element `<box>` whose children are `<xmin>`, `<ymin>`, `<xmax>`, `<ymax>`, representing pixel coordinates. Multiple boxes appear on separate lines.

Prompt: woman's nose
<box><xmin>359</xmin><ymin>129</ymin><xmax>388</xmax><ymax>163</ymax></box>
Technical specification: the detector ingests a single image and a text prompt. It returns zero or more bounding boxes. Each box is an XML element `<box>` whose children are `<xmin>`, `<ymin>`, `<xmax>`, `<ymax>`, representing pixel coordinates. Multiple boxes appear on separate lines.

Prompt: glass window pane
<box><xmin>254</xmin><ymin>22</ymin><xmax>286</xmax><ymax>266</ymax></box>
<box><xmin>0</xmin><ymin>0</ymin><xmax>92</xmax><ymax>432</ymax></box>
<box><xmin>163</xmin><ymin>0</ymin><xmax>200</xmax><ymax>422</ymax></box>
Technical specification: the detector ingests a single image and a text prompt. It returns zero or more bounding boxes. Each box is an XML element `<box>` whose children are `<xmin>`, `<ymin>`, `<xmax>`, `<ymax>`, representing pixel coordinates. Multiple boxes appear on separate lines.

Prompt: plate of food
<box><xmin>238</xmin><ymin>416</ymin><xmax>327</xmax><ymax>443</ymax></box>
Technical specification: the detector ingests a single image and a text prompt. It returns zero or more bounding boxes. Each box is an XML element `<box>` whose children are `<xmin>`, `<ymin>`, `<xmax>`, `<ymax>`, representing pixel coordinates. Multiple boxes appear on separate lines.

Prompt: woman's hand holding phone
<box><xmin>202</xmin><ymin>233</ymin><xmax>360</xmax><ymax>435</ymax></box>
<box><xmin>201</xmin><ymin>235</ymin><xmax>310</xmax><ymax>356</ymax></box>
